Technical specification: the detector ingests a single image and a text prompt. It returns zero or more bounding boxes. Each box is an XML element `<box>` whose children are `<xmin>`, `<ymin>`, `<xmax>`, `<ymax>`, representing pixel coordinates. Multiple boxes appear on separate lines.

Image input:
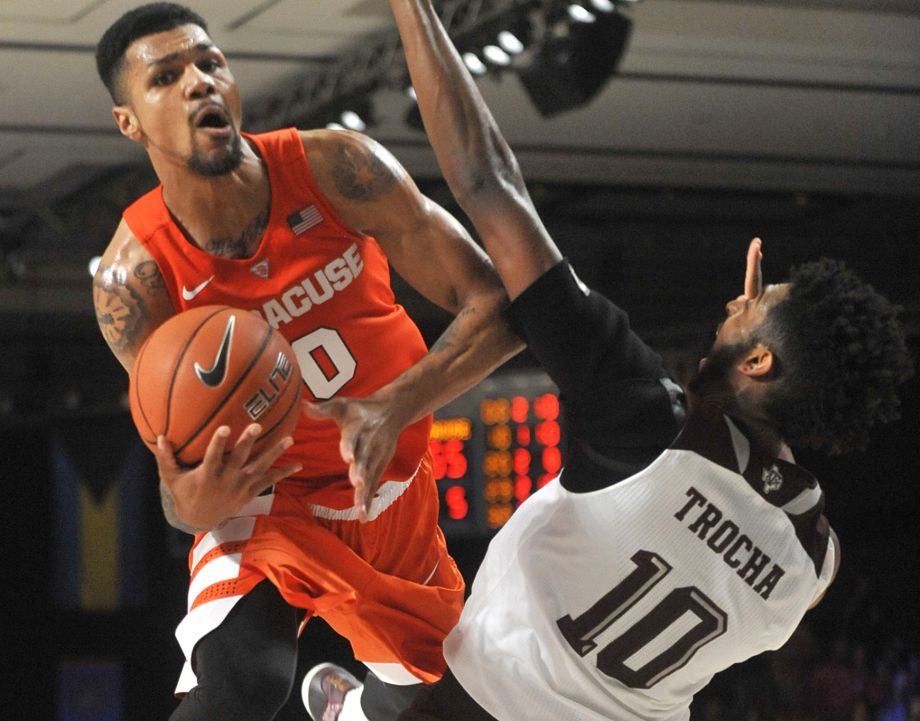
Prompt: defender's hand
<box><xmin>304</xmin><ymin>398</ymin><xmax>401</xmax><ymax>523</ymax></box>
<box><xmin>154</xmin><ymin>424</ymin><xmax>301</xmax><ymax>531</ymax></box>
<box><xmin>744</xmin><ymin>237</ymin><xmax>763</xmax><ymax>300</ymax></box>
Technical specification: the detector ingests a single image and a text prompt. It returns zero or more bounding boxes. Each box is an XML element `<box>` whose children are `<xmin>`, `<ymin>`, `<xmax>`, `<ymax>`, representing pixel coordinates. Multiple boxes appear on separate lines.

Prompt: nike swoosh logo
<box><xmin>194</xmin><ymin>315</ymin><xmax>235</xmax><ymax>387</ymax></box>
<box><xmin>182</xmin><ymin>275</ymin><xmax>215</xmax><ymax>301</ymax></box>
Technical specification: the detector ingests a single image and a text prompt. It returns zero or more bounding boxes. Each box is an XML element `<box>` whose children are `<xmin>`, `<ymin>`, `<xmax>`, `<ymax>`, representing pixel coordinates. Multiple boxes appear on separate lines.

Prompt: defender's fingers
<box><xmin>352</xmin><ymin>480</ymin><xmax>368</xmax><ymax>521</ymax></box>
<box><xmin>356</xmin><ymin>489</ymin><xmax>371</xmax><ymax>524</ymax></box>
<box><xmin>302</xmin><ymin>400</ymin><xmax>334</xmax><ymax>421</ymax></box>
<box><xmin>353</xmin><ymin>463</ymin><xmax>380</xmax><ymax>524</ymax></box>
<box><xmin>362</xmin><ymin>479</ymin><xmax>378</xmax><ymax>520</ymax></box>
<box><xmin>348</xmin><ymin>450</ymin><xmax>370</xmax><ymax>491</ymax></box>
<box><xmin>340</xmin><ymin>427</ymin><xmax>364</xmax><ymax>468</ymax></box>
<box><xmin>744</xmin><ymin>238</ymin><xmax>763</xmax><ymax>300</ymax></box>
<box><xmin>339</xmin><ymin>435</ymin><xmax>357</xmax><ymax>465</ymax></box>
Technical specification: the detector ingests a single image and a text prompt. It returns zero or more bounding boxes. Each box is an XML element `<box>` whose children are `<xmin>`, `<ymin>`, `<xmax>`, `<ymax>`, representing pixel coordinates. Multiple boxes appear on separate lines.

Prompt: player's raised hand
<box><xmin>154</xmin><ymin>424</ymin><xmax>301</xmax><ymax>532</ymax></box>
<box><xmin>744</xmin><ymin>237</ymin><xmax>763</xmax><ymax>300</ymax></box>
<box><xmin>304</xmin><ymin>398</ymin><xmax>400</xmax><ymax>523</ymax></box>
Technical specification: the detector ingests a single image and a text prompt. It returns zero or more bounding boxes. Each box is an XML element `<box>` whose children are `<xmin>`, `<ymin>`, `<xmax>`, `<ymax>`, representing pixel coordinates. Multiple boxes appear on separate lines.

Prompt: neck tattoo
<box><xmin>203</xmin><ymin>207</ymin><xmax>270</xmax><ymax>259</ymax></box>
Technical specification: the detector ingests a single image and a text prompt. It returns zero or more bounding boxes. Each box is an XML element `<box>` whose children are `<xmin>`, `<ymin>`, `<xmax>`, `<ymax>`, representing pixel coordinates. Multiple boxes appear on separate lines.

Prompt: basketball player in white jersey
<box><xmin>302</xmin><ymin>1</ymin><xmax>913</xmax><ymax>720</ymax></box>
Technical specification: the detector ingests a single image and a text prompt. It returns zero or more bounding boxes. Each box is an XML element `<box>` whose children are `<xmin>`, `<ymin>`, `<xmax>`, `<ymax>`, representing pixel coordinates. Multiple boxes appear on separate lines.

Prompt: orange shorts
<box><xmin>173</xmin><ymin>452</ymin><xmax>464</xmax><ymax>694</ymax></box>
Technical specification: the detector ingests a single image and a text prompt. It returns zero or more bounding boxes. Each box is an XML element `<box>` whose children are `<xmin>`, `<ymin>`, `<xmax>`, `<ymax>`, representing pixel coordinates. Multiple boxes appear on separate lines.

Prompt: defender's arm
<box><xmin>389</xmin><ymin>0</ymin><xmax>562</xmax><ymax>300</ymax></box>
<box><xmin>303</xmin><ymin>129</ymin><xmax>523</xmax><ymax>517</ymax></box>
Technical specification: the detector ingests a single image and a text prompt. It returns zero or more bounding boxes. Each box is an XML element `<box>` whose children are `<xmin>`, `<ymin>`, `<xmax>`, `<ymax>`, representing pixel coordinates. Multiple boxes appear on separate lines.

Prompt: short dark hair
<box><xmin>96</xmin><ymin>2</ymin><xmax>208</xmax><ymax>103</ymax></box>
<box><xmin>759</xmin><ymin>258</ymin><xmax>913</xmax><ymax>455</ymax></box>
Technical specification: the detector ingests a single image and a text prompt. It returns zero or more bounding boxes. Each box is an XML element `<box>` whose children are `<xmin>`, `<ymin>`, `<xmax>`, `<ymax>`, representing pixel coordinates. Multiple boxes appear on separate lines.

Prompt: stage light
<box><xmin>590</xmin><ymin>0</ymin><xmax>616</xmax><ymax>12</ymax></box>
<box><xmin>320</xmin><ymin>97</ymin><xmax>375</xmax><ymax>133</ymax></box>
<box><xmin>463</xmin><ymin>52</ymin><xmax>488</xmax><ymax>76</ymax></box>
<box><xmin>483</xmin><ymin>44</ymin><xmax>512</xmax><ymax>66</ymax></box>
<box><xmin>567</xmin><ymin>4</ymin><xmax>596</xmax><ymax>23</ymax></box>
<box><xmin>340</xmin><ymin>110</ymin><xmax>367</xmax><ymax>132</ymax></box>
<box><xmin>518</xmin><ymin>9</ymin><xmax>633</xmax><ymax>117</ymax></box>
<box><xmin>498</xmin><ymin>30</ymin><xmax>525</xmax><ymax>55</ymax></box>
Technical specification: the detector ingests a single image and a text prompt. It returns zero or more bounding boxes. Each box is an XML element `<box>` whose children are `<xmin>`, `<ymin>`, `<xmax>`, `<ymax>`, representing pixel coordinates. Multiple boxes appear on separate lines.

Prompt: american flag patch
<box><xmin>287</xmin><ymin>205</ymin><xmax>323</xmax><ymax>235</ymax></box>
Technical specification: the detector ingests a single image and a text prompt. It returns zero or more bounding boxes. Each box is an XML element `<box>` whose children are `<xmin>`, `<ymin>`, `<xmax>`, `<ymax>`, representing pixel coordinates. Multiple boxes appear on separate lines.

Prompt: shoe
<box><xmin>302</xmin><ymin>662</ymin><xmax>362</xmax><ymax>721</ymax></box>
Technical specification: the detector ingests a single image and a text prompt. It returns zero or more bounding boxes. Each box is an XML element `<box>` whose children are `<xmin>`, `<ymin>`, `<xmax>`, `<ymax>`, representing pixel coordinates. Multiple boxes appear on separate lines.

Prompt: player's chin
<box><xmin>188</xmin><ymin>143</ymin><xmax>243</xmax><ymax>177</ymax></box>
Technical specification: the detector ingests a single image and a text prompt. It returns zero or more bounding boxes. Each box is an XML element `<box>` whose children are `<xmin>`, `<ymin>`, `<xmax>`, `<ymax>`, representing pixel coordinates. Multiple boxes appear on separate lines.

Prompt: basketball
<box><xmin>129</xmin><ymin>305</ymin><xmax>303</xmax><ymax>466</ymax></box>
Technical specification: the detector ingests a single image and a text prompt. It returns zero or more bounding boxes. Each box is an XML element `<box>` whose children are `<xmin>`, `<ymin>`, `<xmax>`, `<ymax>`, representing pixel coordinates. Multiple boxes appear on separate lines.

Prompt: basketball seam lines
<box><xmin>174</xmin><ymin>321</ymin><xmax>275</xmax><ymax>463</ymax></box>
<box><xmin>165</xmin><ymin>306</ymin><xmax>229</xmax><ymax>445</ymax></box>
<box><xmin>133</xmin><ymin>335</ymin><xmax>158</xmax><ymax>443</ymax></box>
<box><xmin>257</xmin><ymin>375</ymin><xmax>304</xmax><ymax>447</ymax></box>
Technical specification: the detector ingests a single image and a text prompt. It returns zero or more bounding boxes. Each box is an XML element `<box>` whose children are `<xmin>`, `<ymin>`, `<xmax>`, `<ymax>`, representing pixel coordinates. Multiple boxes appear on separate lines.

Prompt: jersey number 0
<box><xmin>557</xmin><ymin>549</ymin><xmax>728</xmax><ymax>689</ymax></box>
<box><xmin>291</xmin><ymin>328</ymin><xmax>357</xmax><ymax>399</ymax></box>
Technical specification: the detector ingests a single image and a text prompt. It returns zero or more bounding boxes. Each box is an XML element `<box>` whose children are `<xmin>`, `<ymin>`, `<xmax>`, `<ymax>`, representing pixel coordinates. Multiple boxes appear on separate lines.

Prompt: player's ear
<box><xmin>113</xmin><ymin>105</ymin><xmax>143</xmax><ymax>142</ymax></box>
<box><xmin>737</xmin><ymin>343</ymin><xmax>774</xmax><ymax>378</ymax></box>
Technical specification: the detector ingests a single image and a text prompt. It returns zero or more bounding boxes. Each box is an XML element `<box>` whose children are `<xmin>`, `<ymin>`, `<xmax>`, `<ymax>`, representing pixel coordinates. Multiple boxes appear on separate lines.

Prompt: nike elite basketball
<box><xmin>129</xmin><ymin>305</ymin><xmax>303</xmax><ymax>466</ymax></box>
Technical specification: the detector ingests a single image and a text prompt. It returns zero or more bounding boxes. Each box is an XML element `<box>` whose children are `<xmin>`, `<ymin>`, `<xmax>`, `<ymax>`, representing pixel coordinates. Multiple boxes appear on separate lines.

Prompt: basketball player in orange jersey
<box><xmin>90</xmin><ymin>3</ymin><xmax>521</xmax><ymax>720</ymax></box>
<box><xmin>300</xmin><ymin>2</ymin><xmax>914</xmax><ymax>720</ymax></box>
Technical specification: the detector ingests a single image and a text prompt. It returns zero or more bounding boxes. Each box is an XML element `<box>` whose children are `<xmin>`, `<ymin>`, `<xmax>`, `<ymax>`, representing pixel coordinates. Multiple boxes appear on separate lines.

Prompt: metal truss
<box><xmin>245</xmin><ymin>0</ymin><xmax>551</xmax><ymax>132</ymax></box>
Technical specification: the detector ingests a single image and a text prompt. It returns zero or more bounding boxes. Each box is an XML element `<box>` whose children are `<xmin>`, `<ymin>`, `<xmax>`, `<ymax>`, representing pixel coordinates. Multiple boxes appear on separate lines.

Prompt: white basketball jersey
<box><xmin>445</xmin><ymin>414</ymin><xmax>836</xmax><ymax>721</ymax></box>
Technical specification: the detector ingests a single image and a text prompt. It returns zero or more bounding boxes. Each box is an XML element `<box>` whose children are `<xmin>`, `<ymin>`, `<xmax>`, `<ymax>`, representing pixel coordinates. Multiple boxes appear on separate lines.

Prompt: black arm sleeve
<box><xmin>507</xmin><ymin>260</ymin><xmax>684</xmax><ymax>491</ymax></box>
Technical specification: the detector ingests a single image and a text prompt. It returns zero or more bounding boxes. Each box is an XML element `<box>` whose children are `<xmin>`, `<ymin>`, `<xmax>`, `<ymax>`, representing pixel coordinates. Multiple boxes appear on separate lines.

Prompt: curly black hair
<box><xmin>96</xmin><ymin>3</ymin><xmax>208</xmax><ymax>104</ymax></box>
<box><xmin>759</xmin><ymin>258</ymin><xmax>914</xmax><ymax>455</ymax></box>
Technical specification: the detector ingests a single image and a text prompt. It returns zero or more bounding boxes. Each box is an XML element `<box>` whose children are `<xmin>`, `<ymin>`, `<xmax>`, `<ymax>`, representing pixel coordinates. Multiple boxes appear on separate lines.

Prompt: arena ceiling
<box><xmin>0</xmin><ymin>0</ymin><xmax>918</xmax><ymax>322</ymax></box>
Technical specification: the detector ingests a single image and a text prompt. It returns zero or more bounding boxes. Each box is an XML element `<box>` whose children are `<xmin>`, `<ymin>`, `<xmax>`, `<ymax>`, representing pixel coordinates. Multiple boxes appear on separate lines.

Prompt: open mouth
<box><xmin>194</xmin><ymin>106</ymin><xmax>231</xmax><ymax>132</ymax></box>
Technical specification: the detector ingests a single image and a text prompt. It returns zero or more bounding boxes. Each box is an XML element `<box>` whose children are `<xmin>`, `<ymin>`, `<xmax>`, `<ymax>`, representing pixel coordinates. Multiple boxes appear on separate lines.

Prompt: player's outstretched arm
<box><xmin>389</xmin><ymin>0</ymin><xmax>562</xmax><ymax>301</ymax></box>
<box><xmin>93</xmin><ymin>225</ymin><xmax>298</xmax><ymax>532</ymax></box>
<box><xmin>302</xmin><ymin>128</ymin><xmax>523</xmax><ymax>519</ymax></box>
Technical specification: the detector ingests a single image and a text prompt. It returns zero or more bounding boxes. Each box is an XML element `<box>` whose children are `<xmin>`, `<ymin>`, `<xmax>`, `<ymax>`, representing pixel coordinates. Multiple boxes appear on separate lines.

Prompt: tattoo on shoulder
<box><xmin>93</xmin><ymin>265</ymin><xmax>146</xmax><ymax>353</ymax></box>
<box><xmin>134</xmin><ymin>260</ymin><xmax>166</xmax><ymax>293</ymax></box>
<box><xmin>331</xmin><ymin>142</ymin><xmax>397</xmax><ymax>202</ymax></box>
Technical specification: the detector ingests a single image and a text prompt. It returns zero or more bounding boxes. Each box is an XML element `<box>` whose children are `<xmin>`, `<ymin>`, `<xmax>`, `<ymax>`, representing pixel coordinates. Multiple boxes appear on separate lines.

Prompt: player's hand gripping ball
<box><xmin>129</xmin><ymin>305</ymin><xmax>303</xmax><ymax>466</ymax></box>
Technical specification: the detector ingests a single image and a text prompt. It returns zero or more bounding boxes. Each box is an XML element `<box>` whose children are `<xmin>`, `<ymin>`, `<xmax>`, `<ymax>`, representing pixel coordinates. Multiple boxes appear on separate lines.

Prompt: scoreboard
<box><xmin>430</xmin><ymin>370</ymin><xmax>563</xmax><ymax>537</ymax></box>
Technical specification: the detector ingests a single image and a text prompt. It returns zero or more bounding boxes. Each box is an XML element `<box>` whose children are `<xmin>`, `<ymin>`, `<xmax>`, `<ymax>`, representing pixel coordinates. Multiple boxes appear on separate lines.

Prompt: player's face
<box><xmin>690</xmin><ymin>282</ymin><xmax>788</xmax><ymax>399</ymax></box>
<box><xmin>696</xmin><ymin>239</ymin><xmax>789</xmax><ymax>380</ymax></box>
<box><xmin>114</xmin><ymin>24</ymin><xmax>243</xmax><ymax>176</ymax></box>
<box><xmin>708</xmin><ymin>238</ymin><xmax>787</xmax><ymax>353</ymax></box>
<box><xmin>711</xmin><ymin>282</ymin><xmax>789</xmax><ymax>352</ymax></box>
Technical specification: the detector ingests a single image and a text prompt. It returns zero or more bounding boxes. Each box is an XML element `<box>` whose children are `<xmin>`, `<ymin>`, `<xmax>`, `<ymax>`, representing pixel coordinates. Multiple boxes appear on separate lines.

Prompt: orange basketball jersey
<box><xmin>123</xmin><ymin>128</ymin><xmax>432</xmax><ymax>505</ymax></box>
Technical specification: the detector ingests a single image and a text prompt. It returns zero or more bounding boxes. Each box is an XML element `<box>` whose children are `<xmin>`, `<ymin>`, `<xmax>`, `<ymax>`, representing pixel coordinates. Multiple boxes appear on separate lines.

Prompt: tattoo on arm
<box><xmin>332</xmin><ymin>143</ymin><xmax>398</xmax><ymax>201</ymax></box>
<box><xmin>93</xmin><ymin>265</ymin><xmax>146</xmax><ymax>354</ymax></box>
<box><xmin>134</xmin><ymin>260</ymin><xmax>166</xmax><ymax>293</ymax></box>
<box><xmin>159</xmin><ymin>481</ymin><xmax>198</xmax><ymax>535</ymax></box>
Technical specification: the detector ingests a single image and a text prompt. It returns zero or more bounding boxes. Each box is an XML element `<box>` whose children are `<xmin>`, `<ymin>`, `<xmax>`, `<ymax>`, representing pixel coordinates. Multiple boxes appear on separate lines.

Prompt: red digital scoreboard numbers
<box><xmin>430</xmin><ymin>371</ymin><xmax>562</xmax><ymax>537</ymax></box>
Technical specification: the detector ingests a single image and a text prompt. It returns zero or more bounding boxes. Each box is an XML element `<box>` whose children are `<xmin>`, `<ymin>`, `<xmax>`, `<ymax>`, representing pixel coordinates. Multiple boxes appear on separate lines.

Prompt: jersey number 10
<box><xmin>557</xmin><ymin>550</ymin><xmax>727</xmax><ymax>689</ymax></box>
